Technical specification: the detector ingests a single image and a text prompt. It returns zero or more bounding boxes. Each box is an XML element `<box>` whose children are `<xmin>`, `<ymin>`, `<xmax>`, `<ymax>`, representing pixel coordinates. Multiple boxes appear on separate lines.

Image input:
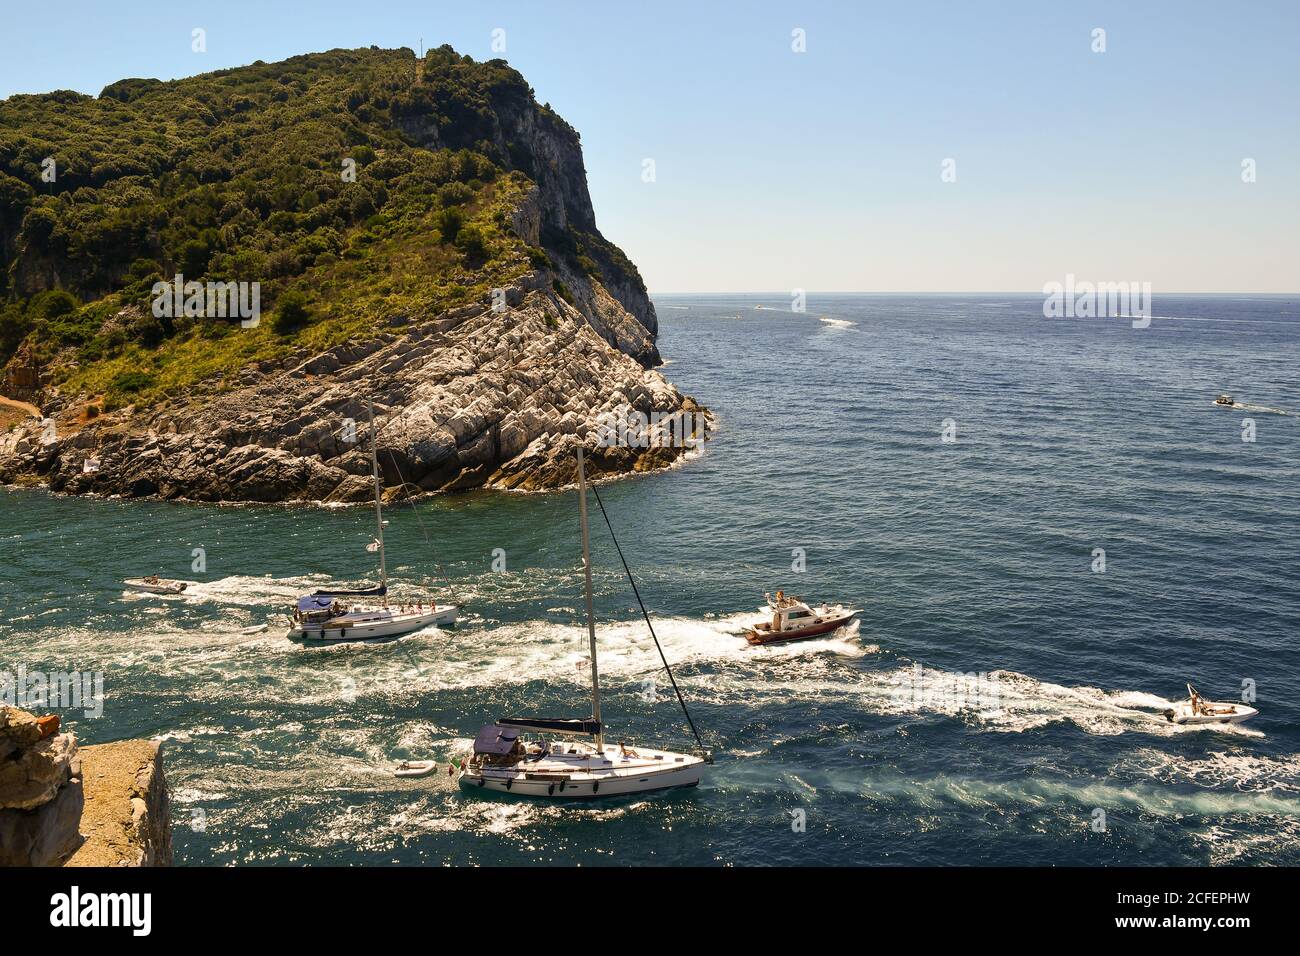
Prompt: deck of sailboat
<box><xmin>330</xmin><ymin>605</ymin><xmax>452</xmax><ymax>625</ymax></box>
<box><xmin>480</xmin><ymin>744</ymin><xmax>703</xmax><ymax>782</ymax></box>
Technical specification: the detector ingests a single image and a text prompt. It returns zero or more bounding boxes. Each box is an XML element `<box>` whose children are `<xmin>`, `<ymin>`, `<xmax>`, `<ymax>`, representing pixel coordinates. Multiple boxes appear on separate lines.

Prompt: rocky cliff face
<box><xmin>1</xmin><ymin>271</ymin><xmax>705</xmax><ymax>501</ymax></box>
<box><xmin>0</xmin><ymin>49</ymin><xmax>706</xmax><ymax>503</ymax></box>
<box><xmin>65</xmin><ymin>739</ymin><xmax>171</xmax><ymax>867</ymax></box>
<box><xmin>0</xmin><ymin>707</ymin><xmax>84</xmax><ymax>866</ymax></box>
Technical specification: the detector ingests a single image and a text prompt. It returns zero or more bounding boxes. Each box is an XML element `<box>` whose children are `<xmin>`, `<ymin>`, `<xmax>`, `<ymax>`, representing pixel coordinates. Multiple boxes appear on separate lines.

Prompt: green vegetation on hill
<box><xmin>0</xmin><ymin>46</ymin><xmax>562</xmax><ymax>409</ymax></box>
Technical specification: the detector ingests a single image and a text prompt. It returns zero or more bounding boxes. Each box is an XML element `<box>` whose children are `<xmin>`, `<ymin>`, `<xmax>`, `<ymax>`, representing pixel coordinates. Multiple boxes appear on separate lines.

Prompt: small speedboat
<box><xmin>1163</xmin><ymin>683</ymin><xmax>1257</xmax><ymax>725</ymax></box>
<box><xmin>745</xmin><ymin>591</ymin><xmax>858</xmax><ymax>646</ymax></box>
<box><xmin>124</xmin><ymin>576</ymin><xmax>187</xmax><ymax>595</ymax></box>
<box><xmin>1214</xmin><ymin>393</ymin><xmax>1235</xmax><ymax>407</ymax></box>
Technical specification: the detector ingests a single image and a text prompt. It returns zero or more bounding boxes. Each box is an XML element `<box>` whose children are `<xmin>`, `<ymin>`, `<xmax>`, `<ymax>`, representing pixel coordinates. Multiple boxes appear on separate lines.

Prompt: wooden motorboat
<box><xmin>746</xmin><ymin>591</ymin><xmax>858</xmax><ymax>646</ymax></box>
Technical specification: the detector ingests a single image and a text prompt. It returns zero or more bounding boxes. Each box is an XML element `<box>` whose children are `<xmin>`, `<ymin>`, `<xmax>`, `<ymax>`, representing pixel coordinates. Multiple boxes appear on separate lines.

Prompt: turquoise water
<box><xmin>3</xmin><ymin>293</ymin><xmax>1299</xmax><ymax>865</ymax></box>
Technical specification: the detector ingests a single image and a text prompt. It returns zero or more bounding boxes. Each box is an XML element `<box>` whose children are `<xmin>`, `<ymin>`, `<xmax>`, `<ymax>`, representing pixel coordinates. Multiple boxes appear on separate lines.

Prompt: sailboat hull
<box><xmin>459</xmin><ymin>763</ymin><xmax>703</xmax><ymax>800</ymax></box>
<box><xmin>458</xmin><ymin>745</ymin><xmax>706</xmax><ymax>800</ymax></box>
<box><xmin>289</xmin><ymin>606</ymin><xmax>457</xmax><ymax>642</ymax></box>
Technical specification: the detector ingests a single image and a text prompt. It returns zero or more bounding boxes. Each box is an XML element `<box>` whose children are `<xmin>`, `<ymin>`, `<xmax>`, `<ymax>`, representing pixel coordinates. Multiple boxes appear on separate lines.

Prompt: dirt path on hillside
<box><xmin>0</xmin><ymin>395</ymin><xmax>41</xmax><ymax>418</ymax></box>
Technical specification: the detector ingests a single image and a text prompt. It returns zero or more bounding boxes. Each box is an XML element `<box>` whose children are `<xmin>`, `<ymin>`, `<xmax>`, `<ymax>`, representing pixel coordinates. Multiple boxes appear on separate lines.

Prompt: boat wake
<box><xmin>855</xmin><ymin>665</ymin><xmax>1265</xmax><ymax>738</ymax></box>
<box><xmin>1112</xmin><ymin>748</ymin><xmax>1300</xmax><ymax>794</ymax></box>
<box><xmin>1224</xmin><ymin>401</ymin><xmax>1295</xmax><ymax>417</ymax></box>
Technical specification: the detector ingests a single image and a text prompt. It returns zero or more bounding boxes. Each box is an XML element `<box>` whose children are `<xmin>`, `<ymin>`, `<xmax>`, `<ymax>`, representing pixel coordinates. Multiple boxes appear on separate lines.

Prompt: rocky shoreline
<box><xmin>0</xmin><ymin>51</ymin><xmax>710</xmax><ymax>505</ymax></box>
<box><xmin>0</xmin><ymin>268</ymin><xmax>709</xmax><ymax>503</ymax></box>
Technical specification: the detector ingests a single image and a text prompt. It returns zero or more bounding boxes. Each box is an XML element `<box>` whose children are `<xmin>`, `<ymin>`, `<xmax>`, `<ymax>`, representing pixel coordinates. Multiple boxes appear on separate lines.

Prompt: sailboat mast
<box><xmin>576</xmin><ymin>448</ymin><xmax>604</xmax><ymax>751</ymax></box>
<box><xmin>368</xmin><ymin>399</ymin><xmax>388</xmax><ymax>594</ymax></box>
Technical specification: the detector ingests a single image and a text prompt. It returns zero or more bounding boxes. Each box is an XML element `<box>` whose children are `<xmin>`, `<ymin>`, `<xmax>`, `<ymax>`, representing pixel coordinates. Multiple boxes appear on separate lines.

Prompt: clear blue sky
<box><xmin>3</xmin><ymin>1</ymin><xmax>1297</xmax><ymax>292</ymax></box>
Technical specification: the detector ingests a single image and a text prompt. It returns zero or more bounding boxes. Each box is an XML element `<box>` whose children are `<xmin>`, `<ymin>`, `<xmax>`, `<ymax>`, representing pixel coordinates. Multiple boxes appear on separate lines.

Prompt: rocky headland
<box><xmin>0</xmin><ymin>47</ymin><xmax>707</xmax><ymax>503</ymax></box>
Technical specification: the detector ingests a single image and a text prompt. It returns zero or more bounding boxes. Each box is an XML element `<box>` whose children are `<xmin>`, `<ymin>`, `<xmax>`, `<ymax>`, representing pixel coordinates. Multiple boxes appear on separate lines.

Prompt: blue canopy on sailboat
<box><xmin>297</xmin><ymin>594</ymin><xmax>335</xmax><ymax>613</ymax></box>
<box><xmin>297</xmin><ymin>585</ymin><xmax>386</xmax><ymax>613</ymax></box>
<box><xmin>472</xmin><ymin>724</ymin><xmax>523</xmax><ymax>756</ymax></box>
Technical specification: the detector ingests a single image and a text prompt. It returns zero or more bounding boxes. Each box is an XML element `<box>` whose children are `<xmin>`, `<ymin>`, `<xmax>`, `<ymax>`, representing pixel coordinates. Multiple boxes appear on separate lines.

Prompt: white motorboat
<box><xmin>286</xmin><ymin>399</ymin><xmax>457</xmax><ymax>642</ymax></box>
<box><xmin>1163</xmin><ymin>683</ymin><xmax>1258</xmax><ymax>725</ymax></box>
<box><xmin>459</xmin><ymin>448</ymin><xmax>710</xmax><ymax>800</ymax></box>
<box><xmin>1213</xmin><ymin>393</ymin><xmax>1236</xmax><ymax>407</ymax></box>
<box><xmin>124</xmin><ymin>576</ymin><xmax>187</xmax><ymax>595</ymax></box>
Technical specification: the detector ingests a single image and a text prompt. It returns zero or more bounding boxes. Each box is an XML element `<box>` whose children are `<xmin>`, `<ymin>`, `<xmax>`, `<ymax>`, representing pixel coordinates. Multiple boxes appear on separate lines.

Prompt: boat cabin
<box><xmin>768</xmin><ymin>600</ymin><xmax>817</xmax><ymax>632</ymax></box>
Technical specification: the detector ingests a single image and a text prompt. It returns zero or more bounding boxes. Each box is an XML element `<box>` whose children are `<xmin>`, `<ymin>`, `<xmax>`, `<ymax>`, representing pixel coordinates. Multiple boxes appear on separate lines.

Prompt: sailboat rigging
<box><xmin>285</xmin><ymin>399</ymin><xmax>458</xmax><ymax>642</ymax></box>
<box><xmin>458</xmin><ymin>447</ymin><xmax>709</xmax><ymax>799</ymax></box>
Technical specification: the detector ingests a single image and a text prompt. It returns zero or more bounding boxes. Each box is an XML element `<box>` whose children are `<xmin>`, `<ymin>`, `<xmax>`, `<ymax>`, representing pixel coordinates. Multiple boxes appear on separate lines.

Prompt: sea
<box><xmin>2</xmin><ymin>293</ymin><xmax>1298</xmax><ymax>866</ymax></box>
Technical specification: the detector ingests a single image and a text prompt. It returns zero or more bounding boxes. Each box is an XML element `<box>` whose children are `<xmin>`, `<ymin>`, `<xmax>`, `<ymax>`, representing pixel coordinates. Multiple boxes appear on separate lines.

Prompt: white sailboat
<box><xmin>287</xmin><ymin>400</ymin><xmax>457</xmax><ymax>642</ymax></box>
<box><xmin>459</xmin><ymin>447</ymin><xmax>710</xmax><ymax>799</ymax></box>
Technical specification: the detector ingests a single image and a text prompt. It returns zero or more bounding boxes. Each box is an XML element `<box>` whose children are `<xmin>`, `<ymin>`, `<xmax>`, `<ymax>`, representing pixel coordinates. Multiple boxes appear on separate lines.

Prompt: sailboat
<box><xmin>458</xmin><ymin>447</ymin><xmax>710</xmax><ymax>798</ymax></box>
<box><xmin>286</xmin><ymin>400</ymin><xmax>457</xmax><ymax>642</ymax></box>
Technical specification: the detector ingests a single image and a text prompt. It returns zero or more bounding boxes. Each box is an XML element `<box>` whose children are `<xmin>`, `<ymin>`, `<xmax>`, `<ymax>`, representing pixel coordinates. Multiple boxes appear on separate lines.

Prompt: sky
<box><xmin>2</xmin><ymin>1</ymin><xmax>1297</xmax><ymax>293</ymax></box>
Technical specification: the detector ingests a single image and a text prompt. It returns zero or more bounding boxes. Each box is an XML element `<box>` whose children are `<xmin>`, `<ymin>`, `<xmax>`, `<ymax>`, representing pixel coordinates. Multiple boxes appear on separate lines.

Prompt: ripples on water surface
<box><xmin>2</xmin><ymin>294</ymin><xmax>1298</xmax><ymax>865</ymax></box>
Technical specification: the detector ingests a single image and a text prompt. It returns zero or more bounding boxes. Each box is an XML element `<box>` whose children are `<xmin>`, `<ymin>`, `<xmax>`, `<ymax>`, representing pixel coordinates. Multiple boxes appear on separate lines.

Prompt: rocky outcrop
<box><xmin>64</xmin><ymin>740</ymin><xmax>171</xmax><ymax>867</ymax></box>
<box><xmin>0</xmin><ymin>270</ymin><xmax>709</xmax><ymax>503</ymax></box>
<box><xmin>0</xmin><ymin>707</ymin><xmax>84</xmax><ymax>866</ymax></box>
<box><xmin>0</xmin><ymin>52</ymin><xmax>708</xmax><ymax>504</ymax></box>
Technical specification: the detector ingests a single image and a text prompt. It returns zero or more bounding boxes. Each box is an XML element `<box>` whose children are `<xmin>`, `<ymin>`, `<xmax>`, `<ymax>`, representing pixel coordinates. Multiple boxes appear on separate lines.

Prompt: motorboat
<box><xmin>458</xmin><ymin>448</ymin><xmax>710</xmax><ymax>800</ymax></box>
<box><xmin>124</xmin><ymin>576</ymin><xmax>187</xmax><ymax>595</ymax></box>
<box><xmin>1163</xmin><ymin>683</ymin><xmax>1257</xmax><ymax>725</ymax></box>
<box><xmin>286</xmin><ymin>399</ymin><xmax>457</xmax><ymax>642</ymax></box>
<box><xmin>745</xmin><ymin>591</ymin><xmax>858</xmax><ymax>646</ymax></box>
<box><xmin>1214</xmin><ymin>394</ymin><xmax>1235</xmax><ymax>407</ymax></box>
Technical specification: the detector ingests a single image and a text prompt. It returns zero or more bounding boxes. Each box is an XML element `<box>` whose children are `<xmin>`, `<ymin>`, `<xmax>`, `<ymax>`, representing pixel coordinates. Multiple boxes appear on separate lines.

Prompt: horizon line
<box><xmin>646</xmin><ymin>290</ymin><xmax>1300</xmax><ymax>297</ymax></box>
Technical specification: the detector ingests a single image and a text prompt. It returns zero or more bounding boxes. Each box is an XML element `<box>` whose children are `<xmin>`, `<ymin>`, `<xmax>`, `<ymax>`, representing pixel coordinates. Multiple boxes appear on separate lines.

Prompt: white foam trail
<box><xmin>843</xmin><ymin>665</ymin><xmax>1265</xmax><ymax>739</ymax></box>
<box><xmin>1115</xmin><ymin>748</ymin><xmax>1300</xmax><ymax>794</ymax></box>
<box><xmin>817</xmin><ymin>316</ymin><xmax>855</xmax><ymax>330</ymax></box>
<box><xmin>712</xmin><ymin>765</ymin><xmax>1300</xmax><ymax>820</ymax></box>
<box><xmin>1230</xmin><ymin>402</ymin><xmax>1295</xmax><ymax>417</ymax></box>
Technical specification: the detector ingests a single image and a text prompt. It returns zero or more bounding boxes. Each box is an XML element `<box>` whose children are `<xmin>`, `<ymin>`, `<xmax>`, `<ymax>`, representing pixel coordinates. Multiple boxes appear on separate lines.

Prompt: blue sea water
<box><xmin>2</xmin><ymin>293</ymin><xmax>1298</xmax><ymax>866</ymax></box>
